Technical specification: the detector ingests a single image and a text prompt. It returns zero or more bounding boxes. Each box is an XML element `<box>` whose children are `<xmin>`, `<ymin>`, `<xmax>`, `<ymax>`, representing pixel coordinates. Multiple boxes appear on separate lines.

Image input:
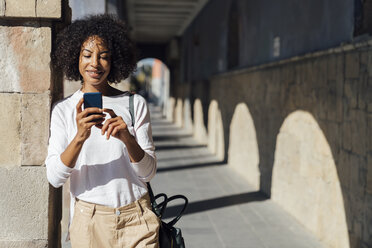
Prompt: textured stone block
<box><xmin>327</xmin><ymin>55</ymin><xmax>338</xmax><ymax>81</ymax></box>
<box><xmin>345</xmin><ymin>52</ymin><xmax>360</xmax><ymax>79</ymax></box>
<box><xmin>367</xmin><ymin>81</ymin><xmax>372</xmax><ymax>113</ymax></box>
<box><xmin>0</xmin><ymin>167</ymin><xmax>48</xmax><ymax>240</ymax></box>
<box><xmin>344</xmin><ymin>80</ymin><xmax>358</xmax><ymax>109</ymax></box>
<box><xmin>21</xmin><ymin>93</ymin><xmax>50</xmax><ymax>166</ymax></box>
<box><xmin>342</xmin><ymin>121</ymin><xmax>352</xmax><ymax>151</ymax></box>
<box><xmin>348</xmin><ymin>233</ymin><xmax>361</xmax><ymax>248</ymax></box>
<box><xmin>323</xmin><ymin>121</ymin><xmax>341</xmax><ymax>158</ymax></box>
<box><xmin>0</xmin><ymin>0</ymin><xmax>4</xmax><ymax>16</ymax></box>
<box><xmin>0</xmin><ymin>94</ymin><xmax>21</xmax><ymax>167</ymax></box>
<box><xmin>0</xmin><ymin>240</ymin><xmax>48</xmax><ymax>248</ymax></box>
<box><xmin>349</xmin><ymin>153</ymin><xmax>366</xmax><ymax>198</ymax></box>
<box><xmin>338</xmin><ymin>151</ymin><xmax>351</xmax><ymax>189</ymax></box>
<box><xmin>366</xmin><ymin>154</ymin><xmax>372</xmax><ymax>193</ymax></box>
<box><xmin>350</xmin><ymin>110</ymin><xmax>367</xmax><ymax>156</ymax></box>
<box><xmin>361</xmin><ymin>51</ymin><xmax>368</xmax><ymax>68</ymax></box>
<box><xmin>313</xmin><ymin>59</ymin><xmax>328</xmax><ymax>86</ymax></box>
<box><xmin>357</xmin><ymin>76</ymin><xmax>368</xmax><ymax>110</ymax></box>
<box><xmin>63</xmin><ymin>79</ymin><xmax>80</xmax><ymax>97</ymax></box>
<box><xmin>36</xmin><ymin>0</ymin><xmax>61</xmax><ymax>18</ymax></box>
<box><xmin>336</xmin><ymin>79</ymin><xmax>344</xmax><ymax>122</ymax></box>
<box><xmin>280</xmin><ymin>64</ymin><xmax>295</xmax><ymax>84</ymax></box>
<box><xmin>0</xmin><ymin>26</ymin><xmax>51</xmax><ymax>93</ymax></box>
<box><xmin>368</xmin><ymin>103</ymin><xmax>372</xmax><ymax>112</ymax></box>
<box><xmin>367</xmin><ymin>50</ymin><xmax>372</xmax><ymax>77</ymax></box>
<box><xmin>368</xmin><ymin>114</ymin><xmax>372</xmax><ymax>152</ymax></box>
<box><xmin>5</xmin><ymin>0</ymin><xmax>36</xmax><ymax>17</ymax></box>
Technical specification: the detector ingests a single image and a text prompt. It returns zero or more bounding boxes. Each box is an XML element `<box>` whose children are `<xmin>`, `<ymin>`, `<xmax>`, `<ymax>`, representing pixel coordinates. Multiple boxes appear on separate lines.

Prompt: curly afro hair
<box><xmin>53</xmin><ymin>14</ymin><xmax>136</xmax><ymax>83</ymax></box>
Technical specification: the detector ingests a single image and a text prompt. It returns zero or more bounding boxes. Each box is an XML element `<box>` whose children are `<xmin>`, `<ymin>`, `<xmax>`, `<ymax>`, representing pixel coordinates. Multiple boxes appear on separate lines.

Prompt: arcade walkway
<box><xmin>150</xmin><ymin>106</ymin><xmax>324</xmax><ymax>248</ymax></box>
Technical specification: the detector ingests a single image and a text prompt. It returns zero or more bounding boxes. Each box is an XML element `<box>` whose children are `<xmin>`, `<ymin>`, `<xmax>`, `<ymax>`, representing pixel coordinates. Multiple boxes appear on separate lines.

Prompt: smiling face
<box><xmin>79</xmin><ymin>36</ymin><xmax>111</xmax><ymax>91</ymax></box>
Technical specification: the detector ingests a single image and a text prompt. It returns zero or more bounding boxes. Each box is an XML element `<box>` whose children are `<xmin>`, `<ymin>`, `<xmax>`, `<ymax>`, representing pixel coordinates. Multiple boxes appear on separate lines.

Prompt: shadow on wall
<box><xmin>272</xmin><ymin>110</ymin><xmax>349</xmax><ymax>248</ymax></box>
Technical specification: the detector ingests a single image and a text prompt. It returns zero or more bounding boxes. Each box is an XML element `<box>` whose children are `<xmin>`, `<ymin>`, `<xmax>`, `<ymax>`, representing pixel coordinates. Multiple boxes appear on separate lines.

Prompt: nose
<box><xmin>91</xmin><ymin>54</ymin><xmax>99</xmax><ymax>67</ymax></box>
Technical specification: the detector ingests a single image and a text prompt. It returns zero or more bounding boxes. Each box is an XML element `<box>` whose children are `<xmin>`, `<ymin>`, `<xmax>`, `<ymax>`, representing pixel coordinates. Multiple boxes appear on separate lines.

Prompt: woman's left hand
<box><xmin>100</xmin><ymin>108</ymin><xmax>131</xmax><ymax>142</ymax></box>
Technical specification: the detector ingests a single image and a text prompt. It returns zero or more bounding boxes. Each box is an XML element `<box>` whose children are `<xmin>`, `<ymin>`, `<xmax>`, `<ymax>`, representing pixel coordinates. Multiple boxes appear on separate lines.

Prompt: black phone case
<box><xmin>83</xmin><ymin>92</ymin><xmax>102</xmax><ymax>109</ymax></box>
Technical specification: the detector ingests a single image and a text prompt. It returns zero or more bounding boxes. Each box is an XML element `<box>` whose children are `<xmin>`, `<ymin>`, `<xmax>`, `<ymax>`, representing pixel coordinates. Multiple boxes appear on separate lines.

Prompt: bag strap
<box><xmin>129</xmin><ymin>94</ymin><xmax>188</xmax><ymax>225</ymax></box>
<box><xmin>165</xmin><ymin>194</ymin><xmax>188</xmax><ymax>226</ymax></box>
<box><xmin>129</xmin><ymin>94</ymin><xmax>149</xmax><ymax>191</ymax></box>
<box><xmin>129</xmin><ymin>94</ymin><xmax>161</xmax><ymax>215</ymax></box>
<box><xmin>129</xmin><ymin>93</ymin><xmax>135</xmax><ymax>127</ymax></box>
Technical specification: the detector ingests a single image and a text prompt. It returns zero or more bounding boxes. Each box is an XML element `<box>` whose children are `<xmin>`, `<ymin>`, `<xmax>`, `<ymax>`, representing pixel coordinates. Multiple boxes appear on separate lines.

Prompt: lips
<box><xmin>87</xmin><ymin>70</ymin><xmax>103</xmax><ymax>79</ymax></box>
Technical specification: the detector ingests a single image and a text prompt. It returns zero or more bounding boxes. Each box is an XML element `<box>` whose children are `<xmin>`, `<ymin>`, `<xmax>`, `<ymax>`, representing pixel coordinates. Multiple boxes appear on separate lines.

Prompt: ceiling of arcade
<box><xmin>126</xmin><ymin>0</ymin><xmax>209</xmax><ymax>43</ymax></box>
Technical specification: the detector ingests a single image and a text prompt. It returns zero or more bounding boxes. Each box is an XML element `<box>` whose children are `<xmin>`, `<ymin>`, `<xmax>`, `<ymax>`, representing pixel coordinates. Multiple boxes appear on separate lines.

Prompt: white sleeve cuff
<box><xmin>56</xmin><ymin>155</ymin><xmax>74</xmax><ymax>174</ymax></box>
<box><xmin>46</xmin><ymin>155</ymin><xmax>74</xmax><ymax>188</ymax></box>
<box><xmin>130</xmin><ymin>152</ymin><xmax>156</xmax><ymax>181</ymax></box>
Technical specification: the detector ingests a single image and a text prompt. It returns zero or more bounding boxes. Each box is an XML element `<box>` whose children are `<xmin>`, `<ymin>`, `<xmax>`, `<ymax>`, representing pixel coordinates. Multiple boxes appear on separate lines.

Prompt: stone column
<box><xmin>0</xmin><ymin>0</ymin><xmax>69</xmax><ymax>247</ymax></box>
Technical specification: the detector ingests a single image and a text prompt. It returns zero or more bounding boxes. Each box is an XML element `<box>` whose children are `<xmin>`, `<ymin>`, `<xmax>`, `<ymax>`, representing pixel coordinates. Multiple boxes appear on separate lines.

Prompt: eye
<box><xmin>83</xmin><ymin>55</ymin><xmax>91</xmax><ymax>58</ymax></box>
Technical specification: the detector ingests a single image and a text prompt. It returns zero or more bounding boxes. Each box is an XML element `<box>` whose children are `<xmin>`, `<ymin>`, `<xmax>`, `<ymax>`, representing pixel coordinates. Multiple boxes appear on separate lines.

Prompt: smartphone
<box><xmin>83</xmin><ymin>93</ymin><xmax>103</xmax><ymax>121</ymax></box>
<box><xmin>83</xmin><ymin>92</ymin><xmax>102</xmax><ymax>109</ymax></box>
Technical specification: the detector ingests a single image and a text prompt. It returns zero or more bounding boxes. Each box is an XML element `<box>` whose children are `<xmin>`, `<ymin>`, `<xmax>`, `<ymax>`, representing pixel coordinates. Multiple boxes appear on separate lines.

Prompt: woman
<box><xmin>45</xmin><ymin>14</ymin><xmax>160</xmax><ymax>248</ymax></box>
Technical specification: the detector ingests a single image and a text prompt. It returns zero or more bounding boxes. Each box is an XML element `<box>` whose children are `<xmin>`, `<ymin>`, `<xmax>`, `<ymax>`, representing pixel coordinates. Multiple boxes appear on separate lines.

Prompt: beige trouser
<box><xmin>70</xmin><ymin>193</ymin><xmax>160</xmax><ymax>248</ymax></box>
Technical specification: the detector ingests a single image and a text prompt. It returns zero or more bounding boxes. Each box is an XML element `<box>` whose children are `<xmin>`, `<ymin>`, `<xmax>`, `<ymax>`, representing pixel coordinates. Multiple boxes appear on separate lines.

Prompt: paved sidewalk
<box><xmin>150</xmin><ymin>107</ymin><xmax>324</xmax><ymax>248</ymax></box>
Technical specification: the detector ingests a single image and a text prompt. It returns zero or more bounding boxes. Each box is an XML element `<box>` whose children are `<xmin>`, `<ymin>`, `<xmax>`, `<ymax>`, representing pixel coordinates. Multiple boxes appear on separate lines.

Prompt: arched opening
<box><xmin>228</xmin><ymin>103</ymin><xmax>260</xmax><ymax>190</ymax></box>
<box><xmin>272</xmin><ymin>110</ymin><xmax>349</xmax><ymax>248</ymax></box>
<box><xmin>131</xmin><ymin>58</ymin><xmax>170</xmax><ymax>116</ymax></box>
<box><xmin>208</xmin><ymin>100</ymin><xmax>225</xmax><ymax>161</ymax></box>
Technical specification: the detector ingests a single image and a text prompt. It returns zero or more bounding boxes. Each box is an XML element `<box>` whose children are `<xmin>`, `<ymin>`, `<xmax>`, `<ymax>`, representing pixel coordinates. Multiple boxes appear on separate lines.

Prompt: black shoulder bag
<box><xmin>129</xmin><ymin>94</ymin><xmax>188</xmax><ymax>248</ymax></box>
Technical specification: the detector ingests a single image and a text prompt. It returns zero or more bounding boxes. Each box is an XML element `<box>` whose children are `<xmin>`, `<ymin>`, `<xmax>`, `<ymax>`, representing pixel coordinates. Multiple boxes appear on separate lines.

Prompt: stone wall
<box><xmin>1</xmin><ymin>0</ymin><xmax>61</xmax><ymax>18</ymax></box>
<box><xmin>175</xmin><ymin>41</ymin><xmax>372</xmax><ymax>247</ymax></box>
<box><xmin>0</xmin><ymin>0</ymin><xmax>68</xmax><ymax>247</ymax></box>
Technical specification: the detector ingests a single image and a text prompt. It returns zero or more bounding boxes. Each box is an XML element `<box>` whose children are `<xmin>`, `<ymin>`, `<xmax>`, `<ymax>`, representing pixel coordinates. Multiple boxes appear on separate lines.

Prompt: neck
<box><xmin>81</xmin><ymin>82</ymin><xmax>113</xmax><ymax>96</ymax></box>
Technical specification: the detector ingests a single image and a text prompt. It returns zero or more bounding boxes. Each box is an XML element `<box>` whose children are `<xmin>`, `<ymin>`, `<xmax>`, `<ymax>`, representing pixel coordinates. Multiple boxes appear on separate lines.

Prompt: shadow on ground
<box><xmin>163</xmin><ymin>191</ymin><xmax>268</xmax><ymax>219</ymax></box>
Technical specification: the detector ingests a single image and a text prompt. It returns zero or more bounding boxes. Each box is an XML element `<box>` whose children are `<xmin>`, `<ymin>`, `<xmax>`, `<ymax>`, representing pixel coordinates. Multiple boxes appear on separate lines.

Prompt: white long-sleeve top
<box><xmin>46</xmin><ymin>90</ymin><xmax>156</xmax><ymax>212</ymax></box>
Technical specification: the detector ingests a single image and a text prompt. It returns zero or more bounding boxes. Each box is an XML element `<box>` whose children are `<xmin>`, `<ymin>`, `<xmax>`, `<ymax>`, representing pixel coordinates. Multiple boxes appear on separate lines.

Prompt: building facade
<box><xmin>168</xmin><ymin>1</ymin><xmax>371</xmax><ymax>247</ymax></box>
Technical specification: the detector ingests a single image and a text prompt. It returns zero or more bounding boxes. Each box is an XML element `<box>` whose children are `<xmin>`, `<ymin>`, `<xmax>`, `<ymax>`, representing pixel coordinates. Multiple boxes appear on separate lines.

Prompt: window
<box><xmin>354</xmin><ymin>0</ymin><xmax>372</xmax><ymax>36</ymax></box>
<box><xmin>227</xmin><ymin>0</ymin><xmax>241</xmax><ymax>69</ymax></box>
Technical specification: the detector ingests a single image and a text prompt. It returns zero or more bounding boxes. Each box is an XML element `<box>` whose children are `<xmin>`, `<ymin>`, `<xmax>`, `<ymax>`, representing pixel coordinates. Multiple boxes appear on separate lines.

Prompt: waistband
<box><xmin>75</xmin><ymin>193</ymin><xmax>151</xmax><ymax>215</ymax></box>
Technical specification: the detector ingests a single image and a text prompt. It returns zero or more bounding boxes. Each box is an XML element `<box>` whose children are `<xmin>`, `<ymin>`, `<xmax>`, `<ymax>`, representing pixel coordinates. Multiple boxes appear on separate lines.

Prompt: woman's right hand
<box><xmin>75</xmin><ymin>98</ymin><xmax>105</xmax><ymax>142</ymax></box>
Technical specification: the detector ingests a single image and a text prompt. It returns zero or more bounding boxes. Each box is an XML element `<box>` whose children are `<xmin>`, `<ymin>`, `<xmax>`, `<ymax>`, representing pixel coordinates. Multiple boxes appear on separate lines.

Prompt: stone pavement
<box><xmin>150</xmin><ymin>106</ymin><xmax>325</xmax><ymax>248</ymax></box>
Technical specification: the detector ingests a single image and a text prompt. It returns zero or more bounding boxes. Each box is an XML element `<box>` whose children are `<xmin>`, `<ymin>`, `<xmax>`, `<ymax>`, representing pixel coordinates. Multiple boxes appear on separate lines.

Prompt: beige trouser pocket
<box><xmin>70</xmin><ymin>194</ymin><xmax>160</xmax><ymax>248</ymax></box>
<box><xmin>70</xmin><ymin>202</ymin><xmax>94</xmax><ymax>248</ymax></box>
<box><xmin>114</xmin><ymin>203</ymin><xmax>160</xmax><ymax>247</ymax></box>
